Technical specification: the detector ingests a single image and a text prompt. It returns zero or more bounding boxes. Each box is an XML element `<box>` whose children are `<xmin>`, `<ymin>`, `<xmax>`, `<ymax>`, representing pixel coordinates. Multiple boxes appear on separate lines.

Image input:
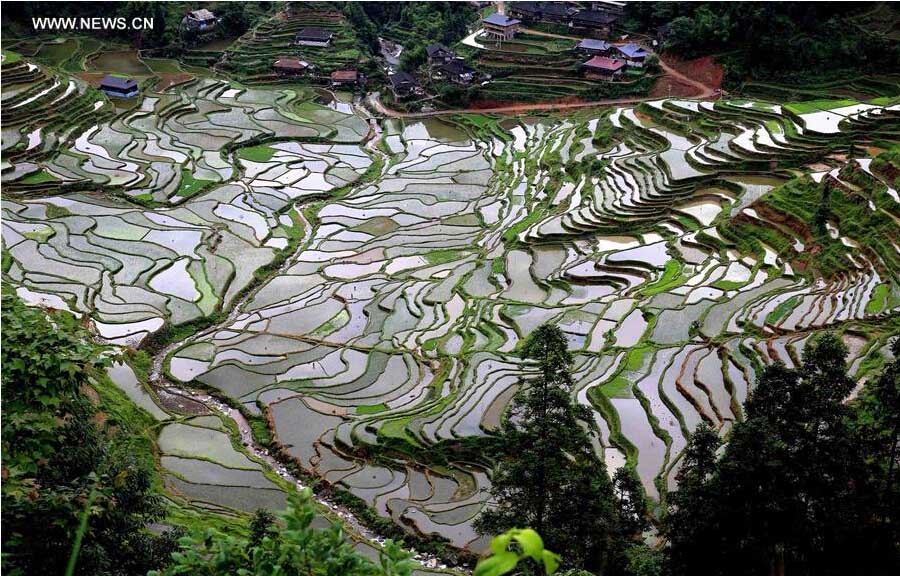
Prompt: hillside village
<box><xmin>24</xmin><ymin>1</ymin><xmax>673</xmax><ymax>113</ymax></box>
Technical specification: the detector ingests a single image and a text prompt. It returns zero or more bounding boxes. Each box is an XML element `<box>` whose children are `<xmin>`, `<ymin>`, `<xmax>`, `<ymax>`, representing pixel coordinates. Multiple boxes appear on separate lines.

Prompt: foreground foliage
<box><xmin>1</xmin><ymin>290</ymin><xmax>179</xmax><ymax>575</ymax></box>
<box><xmin>151</xmin><ymin>488</ymin><xmax>415</xmax><ymax>576</ymax></box>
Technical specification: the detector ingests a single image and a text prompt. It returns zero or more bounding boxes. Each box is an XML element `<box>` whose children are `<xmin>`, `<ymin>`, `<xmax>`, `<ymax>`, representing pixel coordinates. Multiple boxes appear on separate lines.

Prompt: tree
<box><xmin>399</xmin><ymin>46</ymin><xmax>426</xmax><ymax>72</ymax></box>
<box><xmin>849</xmin><ymin>338</ymin><xmax>900</xmax><ymax>566</ymax></box>
<box><xmin>1</xmin><ymin>289</ymin><xmax>178</xmax><ymax>576</ymax></box>
<box><xmin>151</xmin><ymin>488</ymin><xmax>415</xmax><ymax>576</ymax></box>
<box><xmin>219</xmin><ymin>2</ymin><xmax>250</xmax><ymax>36</ymax></box>
<box><xmin>475</xmin><ymin>324</ymin><xmax>643</xmax><ymax>573</ymax></box>
<box><xmin>662</xmin><ymin>423</ymin><xmax>721</xmax><ymax>575</ymax></box>
<box><xmin>664</xmin><ymin>333</ymin><xmax>894</xmax><ymax>576</ymax></box>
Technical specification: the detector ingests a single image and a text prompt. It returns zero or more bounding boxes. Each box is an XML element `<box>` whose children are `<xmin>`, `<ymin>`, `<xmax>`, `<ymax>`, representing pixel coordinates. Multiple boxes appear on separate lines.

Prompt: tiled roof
<box><xmin>583</xmin><ymin>56</ymin><xmax>625</xmax><ymax>72</ymax></box>
<box><xmin>100</xmin><ymin>75</ymin><xmax>137</xmax><ymax>90</ymax></box>
<box><xmin>483</xmin><ymin>13</ymin><xmax>521</xmax><ymax>27</ymax></box>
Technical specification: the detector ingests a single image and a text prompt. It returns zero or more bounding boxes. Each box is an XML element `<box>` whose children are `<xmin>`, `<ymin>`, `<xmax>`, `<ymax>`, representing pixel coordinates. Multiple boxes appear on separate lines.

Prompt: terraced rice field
<box><xmin>3</xmin><ymin>50</ymin><xmax>899</xmax><ymax>557</ymax></box>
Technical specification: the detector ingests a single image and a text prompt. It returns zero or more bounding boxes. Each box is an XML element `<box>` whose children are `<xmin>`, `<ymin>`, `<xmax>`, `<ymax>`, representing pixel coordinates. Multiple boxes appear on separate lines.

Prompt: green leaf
<box><xmin>541</xmin><ymin>549</ymin><xmax>561</xmax><ymax>574</ymax></box>
<box><xmin>490</xmin><ymin>531</ymin><xmax>513</xmax><ymax>555</ymax></box>
<box><xmin>511</xmin><ymin>528</ymin><xmax>543</xmax><ymax>561</ymax></box>
<box><xmin>474</xmin><ymin>551</ymin><xmax>520</xmax><ymax>576</ymax></box>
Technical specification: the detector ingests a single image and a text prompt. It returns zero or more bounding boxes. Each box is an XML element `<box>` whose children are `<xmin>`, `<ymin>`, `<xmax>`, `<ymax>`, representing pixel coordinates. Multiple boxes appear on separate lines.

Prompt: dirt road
<box><xmin>368</xmin><ymin>92</ymin><xmax>668</xmax><ymax>118</ymax></box>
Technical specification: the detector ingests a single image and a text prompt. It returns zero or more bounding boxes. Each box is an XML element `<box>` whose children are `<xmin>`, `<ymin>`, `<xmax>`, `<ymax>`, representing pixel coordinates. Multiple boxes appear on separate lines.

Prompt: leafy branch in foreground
<box><xmin>150</xmin><ymin>488</ymin><xmax>416</xmax><ymax>576</ymax></box>
<box><xmin>1</xmin><ymin>289</ymin><xmax>179</xmax><ymax>576</ymax></box>
<box><xmin>474</xmin><ymin>528</ymin><xmax>560</xmax><ymax>576</ymax></box>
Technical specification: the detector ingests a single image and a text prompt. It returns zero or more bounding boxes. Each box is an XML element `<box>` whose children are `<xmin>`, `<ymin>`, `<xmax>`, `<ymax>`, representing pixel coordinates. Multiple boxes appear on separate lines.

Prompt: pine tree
<box><xmin>475</xmin><ymin>324</ymin><xmax>632</xmax><ymax>572</ymax></box>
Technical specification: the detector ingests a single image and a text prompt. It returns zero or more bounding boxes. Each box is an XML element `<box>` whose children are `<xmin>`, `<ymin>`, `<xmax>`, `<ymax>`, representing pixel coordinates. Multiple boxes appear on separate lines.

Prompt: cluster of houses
<box><xmin>97</xmin><ymin>2</ymin><xmax>647</xmax><ymax>104</ymax></box>
<box><xmin>271</xmin><ymin>26</ymin><xmax>363</xmax><ymax>89</ymax></box>
<box><xmin>577</xmin><ymin>39</ymin><xmax>648</xmax><ymax>79</ymax></box>
<box><xmin>387</xmin><ymin>43</ymin><xmax>478</xmax><ymax>100</ymax></box>
<box><xmin>482</xmin><ymin>1</ymin><xmax>627</xmax><ymax>41</ymax></box>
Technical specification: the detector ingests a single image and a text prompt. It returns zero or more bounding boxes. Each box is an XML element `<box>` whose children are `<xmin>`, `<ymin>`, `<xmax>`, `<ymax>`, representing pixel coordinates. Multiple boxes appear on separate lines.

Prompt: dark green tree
<box><xmin>664</xmin><ymin>333</ymin><xmax>894</xmax><ymax>576</ymax></box>
<box><xmin>219</xmin><ymin>2</ymin><xmax>250</xmax><ymax>36</ymax></box>
<box><xmin>849</xmin><ymin>338</ymin><xmax>900</xmax><ymax>566</ymax></box>
<box><xmin>475</xmin><ymin>324</ymin><xmax>642</xmax><ymax>573</ymax></box>
<box><xmin>399</xmin><ymin>46</ymin><xmax>426</xmax><ymax>72</ymax></box>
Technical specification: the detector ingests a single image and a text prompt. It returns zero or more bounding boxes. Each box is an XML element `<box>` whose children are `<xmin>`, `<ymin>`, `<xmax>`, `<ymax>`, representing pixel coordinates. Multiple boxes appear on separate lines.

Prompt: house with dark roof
<box><xmin>582</xmin><ymin>55</ymin><xmax>625</xmax><ymax>79</ymax></box>
<box><xmin>615</xmin><ymin>43</ymin><xmax>649</xmax><ymax>67</ymax></box>
<box><xmin>509</xmin><ymin>2</ymin><xmax>575</xmax><ymax>24</ymax></box>
<box><xmin>576</xmin><ymin>38</ymin><xmax>611</xmax><ymax>55</ymax></box>
<box><xmin>330</xmin><ymin>69</ymin><xmax>362</xmax><ymax>88</ymax></box>
<box><xmin>273</xmin><ymin>58</ymin><xmax>310</xmax><ymax>76</ymax></box>
<box><xmin>99</xmin><ymin>75</ymin><xmax>139</xmax><ymax>98</ymax></box>
<box><xmin>389</xmin><ymin>71</ymin><xmax>424</xmax><ymax>99</ymax></box>
<box><xmin>591</xmin><ymin>0</ymin><xmax>627</xmax><ymax>16</ymax></box>
<box><xmin>482</xmin><ymin>13</ymin><xmax>521</xmax><ymax>41</ymax></box>
<box><xmin>426</xmin><ymin>44</ymin><xmax>456</xmax><ymax>68</ymax></box>
<box><xmin>295</xmin><ymin>27</ymin><xmax>334</xmax><ymax>47</ymax></box>
<box><xmin>183</xmin><ymin>8</ymin><xmax>217</xmax><ymax>33</ymax></box>
<box><xmin>570</xmin><ymin>10</ymin><xmax>617</xmax><ymax>36</ymax></box>
<box><xmin>440</xmin><ymin>59</ymin><xmax>477</xmax><ymax>85</ymax></box>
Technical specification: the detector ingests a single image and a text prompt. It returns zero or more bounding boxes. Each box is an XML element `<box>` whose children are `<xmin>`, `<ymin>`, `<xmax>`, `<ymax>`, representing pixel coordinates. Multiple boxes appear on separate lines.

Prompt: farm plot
<box><xmin>2</xmin><ymin>70</ymin><xmax>371</xmax><ymax>345</ymax></box>
<box><xmin>165</xmin><ymin>97</ymin><xmax>898</xmax><ymax>549</ymax></box>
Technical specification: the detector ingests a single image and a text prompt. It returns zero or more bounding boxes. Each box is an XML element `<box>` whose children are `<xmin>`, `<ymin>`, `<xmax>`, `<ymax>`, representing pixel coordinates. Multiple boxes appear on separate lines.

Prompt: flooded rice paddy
<box><xmin>3</xmin><ymin>57</ymin><xmax>899</xmax><ymax>557</ymax></box>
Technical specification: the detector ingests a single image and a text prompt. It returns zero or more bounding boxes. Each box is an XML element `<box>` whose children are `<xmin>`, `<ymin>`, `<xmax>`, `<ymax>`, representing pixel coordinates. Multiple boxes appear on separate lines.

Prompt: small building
<box><xmin>582</xmin><ymin>55</ymin><xmax>625</xmax><ymax>80</ymax></box>
<box><xmin>99</xmin><ymin>75</ymin><xmax>139</xmax><ymax>98</ymax></box>
<box><xmin>330</xmin><ymin>69</ymin><xmax>361</xmax><ymax>88</ymax></box>
<box><xmin>615</xmin><ymin>43</ymin><xmax>648</xmax><ymax>67</ymax></box>
<box><xmin>388</xmin><ymin>71</ymin><xmax>424</xmax><ymax>99</ymax></box>
<box><xmin>440</xmin><ymin>59</ymin><xmax>476</xmax><ymax>85</ymax></box>
<box><xmin>482</xmin><ymin>13</ymin><xmax>521</xmax><ymax>41</ymax></box>
<box><xmin>295</xmin><ymin>27</ymin><xmax>334</xmax><ymax>47</ymax></box>
<box><xmin>183</xmin><ymin>8</ymin><xmax>217</xmax><ymax>33</ymax></box>
<box><xmin>570</xmin><ymin>10</ymin><xmax>617</xmax><ymax>36</ymax></box>
<box><xmin>273</xmin><ymin>58</ymin><xmax>310</xmax><ymax>76</ymax></box>
<box><xmin>576</xmin><ymin>38</ymin><xmax>611</xmax><ymax>55</ymax></box>
<box><xmin>591</xmin><ymin>1</ymin><xmax>627</xmax><ymax>16</ymax></box>
<box><xmin>426</xmin><ymin>44</ymin><xmax>456</xmax><ymax>68</ymax></box>
<box><xmin>509</xmin><ymin>2</ymin><xmax>575</xmax><ymax>24</ymax></box>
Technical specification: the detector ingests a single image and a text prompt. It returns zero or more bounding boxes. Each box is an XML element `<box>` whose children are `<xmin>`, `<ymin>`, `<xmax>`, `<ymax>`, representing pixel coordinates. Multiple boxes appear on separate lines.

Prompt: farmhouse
<box><xmin>591</xmin><ymin>0</ymin><xmax>627</xmax><ymax>16</ymax></box>
<box><xmin>389</xmin><ymin>71</ymin><xmax>424</xmax><ymax>99</ymax></box>
<box><xmin>482</xmin><ymin>13</ymin><xmax>521</xmax><ymax>41</ymax></box>
<box><xmin>509</xmin><ymin>2</ymin><xmax>575</xmax><ymax>24</ymax></box>
<box><xmin>440</xmin><ymin>59</ymin><xmax>477</xmax><ymax>85</ymax></box>
<box><xmin>426</xmin><ymin>44</ymin><xmax>456</xmax><ymax>68</ymax></box>
<box><xmin>576</xmin><ymin>38</ymin><xmax>611</xmax><ymax>55</ymax></box>
<box><xmin>295</xmin><ymin>27</ymin><xmax>334</xmax><ymax>47</ymax></box>
<box><xmin>99</xmin><ymin>75</ymin><xmax>139</xmax><ymax>98</ymax></box>
<box><xmin>182</xmin><ymin>9</ymin><xmax>217</xmax><ymax>33</ymax></box>
<box><xmin>273</xmin><ymin>58</ymin><xmax>310</xmax><ymax>76</ymax></box>
<box><xmin>582</xmin><ymin>55</ymin><xmax>625</xmax><ymax>80</ymax></box>
<box><xmin>570</xmin><ymin>10</ymin><xmax>618</xmax><ymax>36</ymax></box>
<box><xmin>615</xmin><ymin>43</ymin><xmax>649</xmax><ymax>67</ymax></box>
<box><xmin>330</xmin><ymin>69</ymin><xmax>361</xmax><ymax>89</ymax></box>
